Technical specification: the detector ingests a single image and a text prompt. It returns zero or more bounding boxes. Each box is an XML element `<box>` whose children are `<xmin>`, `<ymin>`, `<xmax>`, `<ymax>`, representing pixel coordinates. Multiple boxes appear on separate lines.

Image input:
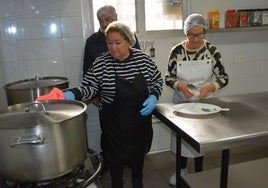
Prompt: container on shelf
<box><xmin>253</xmin><ymin>9</ymin><xmax>263</xmax><ymax>26</ymax></box>
<box><xmin>208</xmin><ymin>10</ymin><xmax>220</xmax><ymax>29</ymax></box>
<box><xmin>237</xmin><ymin>9</ymin><xmax>249</xmax><ymax>27</ymax></box>
<box><xmin>225</xmin><ymin>9</ymin><xmax>238</xmax><ymax>28</ymax></box>
<box><xmin>247</xmin><ymin>9</ymin><xmax>255</xmax><ymax>27</ymax></box>
<box><xmin>262</xmin><ymin>8</ymin><xmax>268</xmax><ymax>25</ymax></box>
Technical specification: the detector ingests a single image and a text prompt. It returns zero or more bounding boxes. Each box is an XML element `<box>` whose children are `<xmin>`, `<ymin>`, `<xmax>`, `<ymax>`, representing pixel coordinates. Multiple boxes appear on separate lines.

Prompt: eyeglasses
<box><xmin>186</xmin><ymin>32</ymin><xmax>206</xmax><ymax>39</ymax></box>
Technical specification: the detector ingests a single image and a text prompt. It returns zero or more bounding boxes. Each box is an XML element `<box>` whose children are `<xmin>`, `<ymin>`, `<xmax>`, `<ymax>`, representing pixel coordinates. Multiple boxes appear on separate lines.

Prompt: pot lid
<box><xmin>4</xmin><ymin>76</ymin><xmax>68</xmax><ymax>90</ymax></box>
<box><xmin>0</xmin><ymin>100</ymin><xmax>86</xmax><ymax>129</ymax></box>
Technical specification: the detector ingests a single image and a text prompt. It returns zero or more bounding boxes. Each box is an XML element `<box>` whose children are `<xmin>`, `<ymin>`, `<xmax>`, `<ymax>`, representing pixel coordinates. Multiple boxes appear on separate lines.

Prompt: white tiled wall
<box><xmin>0</xmin><ymin>0</ymin><xmax>84</xmax><ymax>102</ymax></box>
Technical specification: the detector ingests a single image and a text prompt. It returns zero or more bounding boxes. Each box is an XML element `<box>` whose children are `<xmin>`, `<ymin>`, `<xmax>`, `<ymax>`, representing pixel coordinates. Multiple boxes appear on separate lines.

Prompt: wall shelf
<box><xmin>207</xmin><ymin>26</ymin><xmax>268</xmax><ymax>33</ymax></box>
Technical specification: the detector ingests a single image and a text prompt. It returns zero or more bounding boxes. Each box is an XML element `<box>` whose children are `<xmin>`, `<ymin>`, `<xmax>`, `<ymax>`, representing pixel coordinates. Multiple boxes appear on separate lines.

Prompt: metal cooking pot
<box><xmin>4</xmin><ymin>76</ymin><xmax>69</xmax><ymax>106</ymax></box>
<box><xmin>0</xmin><ymin>100</ymin><xmax>87</xmax><ymax>183</ymax></box>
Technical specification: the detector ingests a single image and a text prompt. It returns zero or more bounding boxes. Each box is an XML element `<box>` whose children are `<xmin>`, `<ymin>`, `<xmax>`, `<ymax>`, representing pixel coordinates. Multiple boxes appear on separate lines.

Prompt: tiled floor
<box><xmin>97</xmin><ymin>142</ymin><xmax>268</xmax><ymax>188</ymax></box>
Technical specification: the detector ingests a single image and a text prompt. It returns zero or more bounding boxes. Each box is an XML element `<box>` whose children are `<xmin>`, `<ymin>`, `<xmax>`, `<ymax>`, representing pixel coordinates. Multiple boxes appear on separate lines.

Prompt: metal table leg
<box><xmin>176</xmin><ymin>132</ymin><xmax>182</xmax><ymax>188</ymax></box>
<box><xmin>220</xmin><ymin>149</ymin><xmax>230</xmax><ymax>188</ymax></box>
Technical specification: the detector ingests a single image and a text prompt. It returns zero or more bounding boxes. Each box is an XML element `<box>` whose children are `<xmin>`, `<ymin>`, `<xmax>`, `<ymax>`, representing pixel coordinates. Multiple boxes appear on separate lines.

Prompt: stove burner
<box><xmin>0</xmin><ymin>153</ymin><xmax>102</xmax><ymax>188</ymax></box>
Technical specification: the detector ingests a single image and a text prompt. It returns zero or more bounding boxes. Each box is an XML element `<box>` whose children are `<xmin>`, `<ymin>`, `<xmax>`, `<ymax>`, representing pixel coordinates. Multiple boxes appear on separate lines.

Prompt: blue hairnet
<box><xmin>184</xmin><ymin>14</ymin><xmax>206</xmax><ymax>34</ymax></box>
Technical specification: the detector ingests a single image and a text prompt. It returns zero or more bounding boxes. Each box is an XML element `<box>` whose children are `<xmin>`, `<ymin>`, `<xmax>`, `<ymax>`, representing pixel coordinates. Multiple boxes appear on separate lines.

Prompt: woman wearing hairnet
<box><xmin>165</xmin><ymin>14</ymin><xmax>229</xmax><ymax>185</ymax></box>
<box><xmin>64</xmin><ymin>21</ymin><xmax>163</xmax><ymax>188</ymax></box>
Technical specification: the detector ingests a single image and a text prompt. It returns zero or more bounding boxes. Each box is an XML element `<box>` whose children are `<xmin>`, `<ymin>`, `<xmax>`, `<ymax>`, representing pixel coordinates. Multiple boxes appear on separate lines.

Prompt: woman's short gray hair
<box><xmin>105</xmin><ymin>21</ymin><xmax>136</xmax><ymax>46</ymax></box>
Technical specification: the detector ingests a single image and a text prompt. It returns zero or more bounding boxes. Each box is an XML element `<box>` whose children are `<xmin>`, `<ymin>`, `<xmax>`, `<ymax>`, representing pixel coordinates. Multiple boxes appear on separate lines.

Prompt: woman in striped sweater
<box><xmin>65</xmin><ymin>21</ymin><xmax>163</xmax><ymax>188</ymax></box>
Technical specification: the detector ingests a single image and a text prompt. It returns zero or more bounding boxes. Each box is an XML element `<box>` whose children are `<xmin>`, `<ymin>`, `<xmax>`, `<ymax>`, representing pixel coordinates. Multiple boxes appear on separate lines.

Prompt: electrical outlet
<box><xmin>234</xmin><ymin>56</ymin><xmax>245</xmax><ymax>64</ymax></box>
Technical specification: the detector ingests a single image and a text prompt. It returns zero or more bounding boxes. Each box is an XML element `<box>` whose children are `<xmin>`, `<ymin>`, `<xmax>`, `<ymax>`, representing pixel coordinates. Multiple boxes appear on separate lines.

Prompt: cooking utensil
<box><xmin>4</xmin><ymin>76</ymin><xmax>68</xmax><ymax>106</ymax></box>
<box><xmin>201</xmin><ymin>107</ymin><xmax>230</xmax><ymax>112</ymax></box>
<box><xmin>0</xmin><ymin>100</ymin><xmax>87</xmax><ymax>183</ymax></box>
<box><xmin>187</xmin><ymin>84</ymin><xmax>200</xmax><ymax>96</ymax></box>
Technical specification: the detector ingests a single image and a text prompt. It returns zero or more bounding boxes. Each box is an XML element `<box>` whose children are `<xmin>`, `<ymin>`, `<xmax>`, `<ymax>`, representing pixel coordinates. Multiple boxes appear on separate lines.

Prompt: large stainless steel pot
<box><xmin>4</xmin><ymin>76</ymin><xmax>68</xmax><ymax>106</ymax></box>
<box><xmin>0</xmin><ymin>100</ymin><xmax>87</xmax><ymax>183</ymax></box>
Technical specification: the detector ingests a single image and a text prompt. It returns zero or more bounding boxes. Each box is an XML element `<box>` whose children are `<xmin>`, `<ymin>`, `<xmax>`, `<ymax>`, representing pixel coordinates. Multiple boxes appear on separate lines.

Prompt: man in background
<box><xmin>83</xmin><ymin>5</ymin><xmax>140</xmax><ymax>75</ymax></box>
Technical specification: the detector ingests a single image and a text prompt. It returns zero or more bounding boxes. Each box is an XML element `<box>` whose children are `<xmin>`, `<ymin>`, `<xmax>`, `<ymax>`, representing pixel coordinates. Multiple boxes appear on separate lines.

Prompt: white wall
<box><xmin>0</xmin><ymin>0</ymin><xmax>268</xmax><ymax>152</ymax></box>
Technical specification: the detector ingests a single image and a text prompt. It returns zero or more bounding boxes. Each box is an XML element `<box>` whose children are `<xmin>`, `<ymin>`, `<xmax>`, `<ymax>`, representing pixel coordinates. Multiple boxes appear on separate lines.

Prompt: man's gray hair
<box><xmin>97</xmin><ymin>5</ymin><xmax>117</xmax><ymax>19</ymax></box>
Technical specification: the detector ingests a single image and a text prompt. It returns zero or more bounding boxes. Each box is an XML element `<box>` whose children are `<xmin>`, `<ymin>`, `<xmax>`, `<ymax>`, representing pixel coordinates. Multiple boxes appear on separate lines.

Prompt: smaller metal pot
<box><xmin>4</xmin><ymin>76</ymin><xmax>68</xmax><ymax>106</ymax></box>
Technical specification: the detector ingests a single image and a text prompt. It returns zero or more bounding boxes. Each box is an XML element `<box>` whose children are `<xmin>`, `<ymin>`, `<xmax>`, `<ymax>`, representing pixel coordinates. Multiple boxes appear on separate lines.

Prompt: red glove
<box><xmin>36</xmin><ymin>87</ymin><xmax>64</xmax><ymax>101</ymax></box>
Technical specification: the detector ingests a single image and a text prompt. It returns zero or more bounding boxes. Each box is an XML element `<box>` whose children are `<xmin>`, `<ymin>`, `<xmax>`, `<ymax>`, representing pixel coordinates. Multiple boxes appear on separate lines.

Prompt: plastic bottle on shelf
<box><xmin>209</xmin><ymin>10</ymin><xmax>220</xmax><ymax>29</ymax></box>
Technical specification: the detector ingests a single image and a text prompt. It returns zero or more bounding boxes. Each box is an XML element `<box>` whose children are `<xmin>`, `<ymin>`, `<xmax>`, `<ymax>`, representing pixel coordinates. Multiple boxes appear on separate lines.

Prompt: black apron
<box><xmin>100</xmin><ymin>71</ymin><xmax>153</xmax><ymax>165</ymax></box>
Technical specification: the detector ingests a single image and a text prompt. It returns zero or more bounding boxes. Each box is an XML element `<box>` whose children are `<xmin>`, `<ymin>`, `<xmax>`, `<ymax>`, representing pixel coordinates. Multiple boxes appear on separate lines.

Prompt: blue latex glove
<box><xmin>140</xmin><ymin>95</ymin><xmax>157</xmax><ymax>116</ymax></box>
<box><xmin>63</xmin><ymin>91</ymin><xmax>75</xmax><ymax>100</ymax></box>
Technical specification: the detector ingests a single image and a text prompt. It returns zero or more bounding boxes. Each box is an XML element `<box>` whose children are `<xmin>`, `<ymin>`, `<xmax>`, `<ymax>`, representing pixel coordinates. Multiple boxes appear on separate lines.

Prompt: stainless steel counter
<box><xmin>154</xmin><ymin>92</ymin><xmax>268</xmax><ymax>188</ymax></box>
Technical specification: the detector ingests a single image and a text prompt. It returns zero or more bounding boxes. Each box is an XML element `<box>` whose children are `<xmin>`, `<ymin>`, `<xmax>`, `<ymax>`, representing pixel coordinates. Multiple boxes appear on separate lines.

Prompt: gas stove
<box><xmin>0</xmin><ymin>152</ymin><xmax>103</xmax><ymax>188</ymax></box>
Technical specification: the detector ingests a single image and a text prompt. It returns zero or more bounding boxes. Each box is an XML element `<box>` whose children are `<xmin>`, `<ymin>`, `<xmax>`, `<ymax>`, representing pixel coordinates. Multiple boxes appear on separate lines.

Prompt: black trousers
<box><xmin>109</xmin><ymin>157</ymin><xmax>145</xmax><ymax>188</ymax></box>
<box><xmin>181</xmin><ymin>156</ymin><xmax>203</xmax><ymax>172</ymax></box>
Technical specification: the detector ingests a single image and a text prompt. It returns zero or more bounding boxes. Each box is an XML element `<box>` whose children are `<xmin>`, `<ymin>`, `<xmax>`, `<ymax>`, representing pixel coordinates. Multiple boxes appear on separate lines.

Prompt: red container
<box><xmin>225</xmin><ymin>9</ymin><xmax>238</xmax><ymax>28</ymax></box>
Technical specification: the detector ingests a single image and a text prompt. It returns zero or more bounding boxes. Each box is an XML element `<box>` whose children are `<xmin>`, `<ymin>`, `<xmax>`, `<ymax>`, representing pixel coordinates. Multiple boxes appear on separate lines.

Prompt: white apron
<box><xmin>173</xmin><ymin>48</ymin><xmax>213</xmax><ymax>157</ymax></box>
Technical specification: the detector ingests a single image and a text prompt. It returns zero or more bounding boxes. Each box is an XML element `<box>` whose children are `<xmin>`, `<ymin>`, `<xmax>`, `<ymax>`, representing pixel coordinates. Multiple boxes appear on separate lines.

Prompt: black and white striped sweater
<box><xmin>70</xmin><ymin>48</ymin><xmax>163</xmax><ymax>109</ymax></box>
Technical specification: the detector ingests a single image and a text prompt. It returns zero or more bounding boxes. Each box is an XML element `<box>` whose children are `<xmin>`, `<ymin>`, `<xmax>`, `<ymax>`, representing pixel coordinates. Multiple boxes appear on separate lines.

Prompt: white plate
<box><xmin>173</xmin><ymin>103</ymin><xmax>222</xmax><ymax>115</ymax></box>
